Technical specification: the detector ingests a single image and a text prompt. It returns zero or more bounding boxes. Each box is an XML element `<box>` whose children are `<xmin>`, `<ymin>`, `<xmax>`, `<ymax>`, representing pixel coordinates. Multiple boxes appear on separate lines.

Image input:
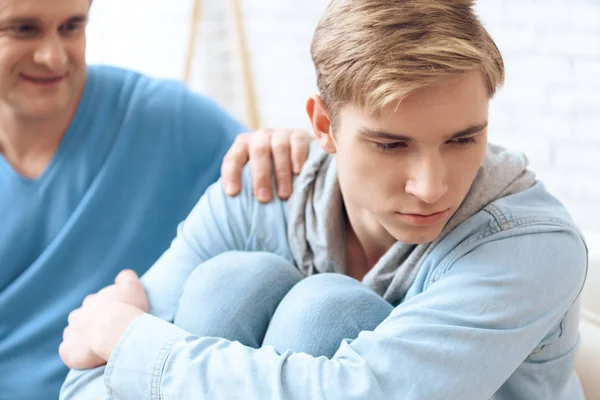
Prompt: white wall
<box><xmin>86</xmin><ymin>0</ymin><xmax>600</xmax><ymax>230</ymax></box>
<box><xmin>476</xmin><ymin>0</ymin><xmax>600</xmax><ymax>230</ymax></box>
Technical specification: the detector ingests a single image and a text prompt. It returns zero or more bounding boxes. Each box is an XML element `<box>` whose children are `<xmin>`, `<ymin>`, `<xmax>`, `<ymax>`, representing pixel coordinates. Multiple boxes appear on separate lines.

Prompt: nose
<box><xmin>33</xmin><ymin>35</ymin><xmax>68</xmax><ymax>72</ymax></box>
<box><xmin>405</xmin><ymin>153</ymin><xmax>448</xmax><ymax>204</ymax></box>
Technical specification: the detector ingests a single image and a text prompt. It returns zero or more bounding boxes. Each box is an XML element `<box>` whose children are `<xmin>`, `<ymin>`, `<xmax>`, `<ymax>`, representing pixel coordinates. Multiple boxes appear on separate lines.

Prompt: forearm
<box><xmin>104</xmin><ymin>314</ymin><xmax>387</xmax><ymax>400</ymax></box>
<box><xmin>101</xmin><ymin>231</ymin><xmax>586</xmax><ymax>399</ymax></box>
<box><xmin>59</xmin><ymin>367</ymin><xmax>106</xmax><ymax>400</ymax></box>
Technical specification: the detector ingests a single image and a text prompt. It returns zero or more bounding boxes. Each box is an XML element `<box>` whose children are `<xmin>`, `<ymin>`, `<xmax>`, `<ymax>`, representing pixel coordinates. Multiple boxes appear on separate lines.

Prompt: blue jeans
<box><xmin>175</xmin><ymin>251</ymin><xmax>393</xmax><ymax>358</ymax></box>
<box><xmin>60</xmin><ymin>252</ymin><xmax>393</xmax><ymax>398</ymax></box>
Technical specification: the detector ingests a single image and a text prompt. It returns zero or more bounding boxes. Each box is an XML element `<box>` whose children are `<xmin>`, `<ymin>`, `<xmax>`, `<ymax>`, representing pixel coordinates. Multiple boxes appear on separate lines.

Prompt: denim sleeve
<box><xmin>60</xmin><ymin>170</ymin><xmax>259</xmax><ymax>400</ymax></box>
<box><xmin>140</xmin><ymin>170</ymin><xmax>255</xmax><ymax>322</ymax></box>
<box><xmin>100</xmin><ymin>228</ymin><xmax>587</xmax><ymax>399</ymax></box>
<box><xmin>59</xmin><ymin>366</ymin><xmax>106</xmax><ymax>399</ymax></box>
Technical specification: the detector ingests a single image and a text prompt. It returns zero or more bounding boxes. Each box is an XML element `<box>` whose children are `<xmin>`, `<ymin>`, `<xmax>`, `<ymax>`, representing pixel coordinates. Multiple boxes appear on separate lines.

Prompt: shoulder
<box><xmin>83</xmin><ymin>65</ymin><xmax>173</xmax><ymax>124</ymax></box>
<box><xmin>85</xmin><ymin>64</ymin><xmax>149</xmax><ymax>99</ymax></box>
<box><xmin>433</xmin><ymin>181</ymin><xmax>587</xmax><ymax>301</ymax></box>
<box><xmin>193</xmin><ymin>166</ymin><xmax>291</xmax><ymax>257</ymax></box>
<box><xmin>439</xmin><ymin>181</ymin><xmax>583</xmax><ymax>252</ymax></box>
<box><xmin>241</xmin><ymin>165</ymin><xmax>292</xmax><ymax>254</ymax></box>
<box><xmin>487</xmin><ymin>181</ymin><xmax>576</xmax><ymax>230</ymax></box>
<box><xmin>86</xmin><ymin>64</ymin><xmax>233</xmax><ymax>123</ymax></box>
<box><xmin>86</xmin><ymin>65</ymin><xmax>243</xmax><ymax>155</ymax></box>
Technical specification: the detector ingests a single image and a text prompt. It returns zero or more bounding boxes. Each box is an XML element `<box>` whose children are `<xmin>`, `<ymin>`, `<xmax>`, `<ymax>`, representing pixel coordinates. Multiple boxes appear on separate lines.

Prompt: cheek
<box><xmin>0</xmin><ymin>45</ymin><xmax>29</xmax><ymax>72</ymax></box>
<box><xmin>336</xmin><ymin>153</ymin><xmax>369</xmax><ymax>190</ymax></box>
<box><xmin>68</xmin><ymin>39</ymin><xmax>87</xmax><ymax>64</ymax></box>
<box><xmin>336</xmin><ymin>149</ymin><xmax>405</xmax><ymax>205</ymax></box>
<box><xmin>335</xmin><ymin>147</ymin><xmax>374</xmax><ymax>201</ymax></box>
<box><xmin>337</xmin><ymin>142</ymin><xmax>384</xmax><ymax>182</ymax></box>
<box><xmin>448</xmin><ymin>148</ymin><xmax>486</xmax><ymax>195</ymax></box>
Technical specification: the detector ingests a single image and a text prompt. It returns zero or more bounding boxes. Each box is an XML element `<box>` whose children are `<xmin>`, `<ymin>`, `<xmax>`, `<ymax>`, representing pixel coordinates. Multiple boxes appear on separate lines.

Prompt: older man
<box><xmin>0</xmin><ymin>0</ymin><xmax>311</xmax><ymax>398</ymax></box>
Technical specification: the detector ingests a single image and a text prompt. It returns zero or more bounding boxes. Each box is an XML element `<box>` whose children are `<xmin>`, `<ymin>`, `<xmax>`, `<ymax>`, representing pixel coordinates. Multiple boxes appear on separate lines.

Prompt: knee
<box><xmin>184</xmin><ymin>251</ymin><xmax>300</xmax><ymax>289</ymax></box>
<box><xmin>263</xmin><ymin>273</ymin><xmax>393</xmax><ymax>356</ymax></box>
<box><xmin>276</xmin><ymin>273</ymin><xmax>391</xmax><ymax>321</ymax></box>
<box><xmin>181</xmin><ymin>251</ymin><xmax>302</xmax><ymax>303</ymax></box>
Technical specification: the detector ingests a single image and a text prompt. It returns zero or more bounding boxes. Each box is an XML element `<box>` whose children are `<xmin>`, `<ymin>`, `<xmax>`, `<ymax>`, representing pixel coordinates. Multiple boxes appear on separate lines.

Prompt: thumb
<box><xmin>115</xmin><ymin>269</ymin><xmax>139</xmax><ymax>286</ymax></box>
<box><xmin>114</xmin><ymin>269</ymin><xmax>149</xmax><ymax>312</ymax></box>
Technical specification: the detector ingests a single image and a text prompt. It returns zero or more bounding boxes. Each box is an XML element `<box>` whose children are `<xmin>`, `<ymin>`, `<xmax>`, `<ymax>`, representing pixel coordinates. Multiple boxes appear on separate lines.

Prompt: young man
<box><xmin>60</xmin><ymin>0</ymin><xmax>588</xmax><ymax>399</ymax></box>
<box><xmin>0</xmin><ymin>0</ymin><xmax>311</xmax><ymax>399</ymax></box>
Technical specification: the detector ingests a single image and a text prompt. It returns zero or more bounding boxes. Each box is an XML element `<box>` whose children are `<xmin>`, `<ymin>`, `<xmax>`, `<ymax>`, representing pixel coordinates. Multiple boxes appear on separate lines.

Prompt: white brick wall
<box><xmin>475</xmin><ymin>0</ymin><xmax>600</xmax><ymax>230</ymax></box>
<box><xmin>87</xmin><ymin>0</ymin><xmax>600</xmax><ymax>231</ymax></box>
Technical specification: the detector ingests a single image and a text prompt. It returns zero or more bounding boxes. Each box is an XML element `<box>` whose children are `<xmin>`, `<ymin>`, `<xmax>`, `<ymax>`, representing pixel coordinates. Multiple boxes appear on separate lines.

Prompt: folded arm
<box><xmin>100</xmin><ymin>228</ymin><xmax>587</xmax><ymax>399</ymax></box>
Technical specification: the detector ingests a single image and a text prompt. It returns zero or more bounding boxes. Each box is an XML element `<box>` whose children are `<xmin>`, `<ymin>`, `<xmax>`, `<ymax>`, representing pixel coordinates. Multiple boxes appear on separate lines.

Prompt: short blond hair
<box><xmin>310</xmin><ymin>0</ymin><xmax>505</xmax><ymax>117</ymax></box>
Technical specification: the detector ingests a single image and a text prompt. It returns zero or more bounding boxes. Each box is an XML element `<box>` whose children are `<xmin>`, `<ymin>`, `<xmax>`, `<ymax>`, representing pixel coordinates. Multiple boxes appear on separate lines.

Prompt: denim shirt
<box><xmin>61</xmin><ymin>167</ymin><xmax>588</xmax><ymax>400</ymax></box>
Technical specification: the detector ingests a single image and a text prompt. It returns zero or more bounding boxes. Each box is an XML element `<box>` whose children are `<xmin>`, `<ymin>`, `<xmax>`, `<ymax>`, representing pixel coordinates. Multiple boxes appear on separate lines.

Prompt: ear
<box><xmin>306</xmin><ymin>94</ymin><xmax>337</xmax><ymax>154</ymax></box>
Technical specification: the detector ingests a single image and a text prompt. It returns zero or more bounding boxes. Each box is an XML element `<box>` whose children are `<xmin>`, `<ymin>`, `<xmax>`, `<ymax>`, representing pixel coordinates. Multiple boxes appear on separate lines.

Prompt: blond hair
<box><xmin>310</xmin><ymin>0</ymin><xmax>505</xmax><ymax>117</ymax></box>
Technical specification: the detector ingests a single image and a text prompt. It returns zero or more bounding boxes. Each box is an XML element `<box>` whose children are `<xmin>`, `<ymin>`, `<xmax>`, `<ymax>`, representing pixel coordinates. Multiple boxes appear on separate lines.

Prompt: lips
<box><xmin>21</xmin><ymin>73</ymin><xmax>66</xmax><ymax>83</ymax></box>
<box><xmin>403</xmin><ymin>210</ymin><xmax>447</xmax><ymax>217</ymax></box>
<box><xmin>396</xmin><ymin>209</ymin><xmax>450</xmax><ymax>226</ymax></box>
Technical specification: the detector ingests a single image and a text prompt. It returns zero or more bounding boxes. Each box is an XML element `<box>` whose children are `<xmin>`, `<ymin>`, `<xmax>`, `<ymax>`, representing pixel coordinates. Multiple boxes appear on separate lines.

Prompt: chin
<box><xmin>19</xmin><ymin>99</ymin><xmax>72</xmax><ymax>119</ymax></box>
<box><xmin>392</xmin><ymin>226</ymin><xmax>443</xmax><ymax>245</ymax></box>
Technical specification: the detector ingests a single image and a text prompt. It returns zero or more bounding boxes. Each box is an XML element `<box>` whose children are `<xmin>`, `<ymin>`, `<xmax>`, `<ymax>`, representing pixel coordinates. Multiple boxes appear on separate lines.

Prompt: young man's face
<box><xmin>312</xmin><ymin>70</ymin><xmax>489</xmax><ymax>245</ymax></box>
<box><xmin>0</xmin><ymin>0</ymin><xmax>89</xmax><ymax>120</ymax></box>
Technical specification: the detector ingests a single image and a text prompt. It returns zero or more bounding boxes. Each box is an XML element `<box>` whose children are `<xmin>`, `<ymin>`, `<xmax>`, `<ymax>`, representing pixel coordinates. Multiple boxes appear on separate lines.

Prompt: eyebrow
<box><xmin>0</xmin><ymin>17</ymin><xmax>41</xmax><ymax>25</ymax></box>
<box><xmin>359</xmin><ymin>122</ymin><xmax>489</xmax><ymax>142</ymax></box>
<box><xmin>0</xmin><ymin>15</ymin><xmax>87</xmax><ymax>26</ymax></box>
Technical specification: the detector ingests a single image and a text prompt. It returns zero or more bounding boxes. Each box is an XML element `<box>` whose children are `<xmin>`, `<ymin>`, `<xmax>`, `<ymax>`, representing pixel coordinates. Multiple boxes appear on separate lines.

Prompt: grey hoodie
<box><xmin>287</xmin><ymin>141</ymin><xmax>536</xmax><ymax>305</ymax></box>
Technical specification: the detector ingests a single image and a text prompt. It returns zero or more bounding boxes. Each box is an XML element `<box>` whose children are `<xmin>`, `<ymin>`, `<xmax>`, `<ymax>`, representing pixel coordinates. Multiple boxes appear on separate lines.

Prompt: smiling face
<box><xmin>308</xmin><ymin>70</ymin><xmax>490</xmax><ymax>245</ymax></box>
<box><xmin>0</xmin><ymin>0</ymin><xmax>89</xmax><ymax>120</ymax></box>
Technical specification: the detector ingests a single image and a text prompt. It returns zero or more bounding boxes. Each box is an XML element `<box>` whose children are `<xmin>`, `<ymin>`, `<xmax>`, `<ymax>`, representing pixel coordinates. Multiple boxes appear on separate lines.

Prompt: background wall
<box><xmin>86</xmin><ymin>0</ymin><xmax>600</xmax><ymax>230</ymax></box>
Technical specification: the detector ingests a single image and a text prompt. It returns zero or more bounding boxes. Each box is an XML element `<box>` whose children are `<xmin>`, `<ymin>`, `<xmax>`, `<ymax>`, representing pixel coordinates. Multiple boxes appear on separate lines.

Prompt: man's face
<box><xmin>330</xmin><ymin>70</ymin><xmax>489</xmax><ymax>244</ymax></box>
<box><xmin>0</xmin><ymin>0</ymin><xmax>89</xmax><ymax>120</ymax></box>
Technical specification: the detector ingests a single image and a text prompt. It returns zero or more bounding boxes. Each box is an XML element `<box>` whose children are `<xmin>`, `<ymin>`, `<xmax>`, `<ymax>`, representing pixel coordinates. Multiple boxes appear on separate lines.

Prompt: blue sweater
<box><xmin>0</xmin><ymin>65</ymin><xmax>245</xmax><ymax>399</ymax></box>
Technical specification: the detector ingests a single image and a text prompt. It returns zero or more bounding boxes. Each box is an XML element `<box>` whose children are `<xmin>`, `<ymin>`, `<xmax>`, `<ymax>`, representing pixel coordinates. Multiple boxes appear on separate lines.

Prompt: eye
<box><xmin>59</xmin><ymin>20</ymin><xmax>83</xmax><ymax>34</ymax></box>
<box><xmin>373</xmin><ymin>141</ymin><xmax>408</xmax><ymax>152</ymax></box>
<box><xmin>448</xmin><ymin>137</ymin><xmax>477</xmax><ymax>146</ymax></box>
<box><xmin>6</xmin><ymin>24</ymin><xmax>39</xmax><ymax>37</ymax></box>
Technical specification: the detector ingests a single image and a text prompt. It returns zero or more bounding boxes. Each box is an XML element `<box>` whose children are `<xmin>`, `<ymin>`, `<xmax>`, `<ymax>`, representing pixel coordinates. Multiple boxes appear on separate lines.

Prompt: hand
<box><xmin>58</xmin><ymin>270</ymin><xmax>149</xmax><ymax>369</ymax></box>
<box><xmin>59</xmin><ymin>297</ymin><xmax>144</xmax><ymax>369</ymax></box>
<box><xmin>221</xmin><ymin>128</ymin><xmax>313</xmax><ymax>202</ymax></box>
<box><xmin>96</xmin><ymin>269</ymin><xmax>149</xmax><ymax>313</ymax></box>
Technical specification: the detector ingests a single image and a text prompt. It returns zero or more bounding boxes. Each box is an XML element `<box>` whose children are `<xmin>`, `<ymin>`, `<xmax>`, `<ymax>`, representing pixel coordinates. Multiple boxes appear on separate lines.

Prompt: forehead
<box><xmin>343</xmin><ymin>70</ymin><xmax>490</xmax><ymax>138</ymax></box>
<box><xmin>0</xmin><ymin>0</ymin><xmax>89</xmax><ymax>21</ymax></box>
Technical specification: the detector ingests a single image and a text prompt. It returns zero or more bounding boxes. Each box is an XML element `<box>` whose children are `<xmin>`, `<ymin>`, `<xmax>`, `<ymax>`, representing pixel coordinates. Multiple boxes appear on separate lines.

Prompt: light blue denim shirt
<box><xmin>62</xmin><ymin>164</ymin><xmax>587</xmax><ymax>399</ymax></box>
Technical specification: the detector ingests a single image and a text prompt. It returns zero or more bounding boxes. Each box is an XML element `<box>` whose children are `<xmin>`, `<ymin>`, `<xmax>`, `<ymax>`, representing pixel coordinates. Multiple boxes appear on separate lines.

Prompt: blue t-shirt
<box><xmin>0</xmin><ymin>65</ymin><xmax>245</xmax><ymax>399</ymax></box>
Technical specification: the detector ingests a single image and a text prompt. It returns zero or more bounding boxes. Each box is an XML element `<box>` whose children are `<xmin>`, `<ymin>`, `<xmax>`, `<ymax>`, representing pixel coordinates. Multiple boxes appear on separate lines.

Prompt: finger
<box><xmin>115</xmin><ymin>269</ymin><xmax>146</xmax><ymax>295</ymax></box>
<box><xmin>61</xmin><ymin>325</ymin><xmax>81</xmax><ymax>344</ymax></box>
<box><xmin>221</xmin><ymin>134</ymin><xmax>250</xmax><ymax>196</ymax></box>
<box><xmin>249</xmin><ymin>129</ymin><xmax>274</xmax><ymax>203</ymax></box>
<box><xmin>96</xmin><ymin>284</ymin><xmax>118</xmax><ymax>299</ymax></box>
<box><xmin>115</xmin><ymin>269</ymin><xmax>139</xmax><ymax>285</ymax></box>
<box><xmin>270</xmin><ymin>130</ymin><xmax>293</xmax><ymax>200</ymax></box>
<box><xmin>81</xmin><ymin>294</ymin><xmax>96</xmax><ymax>307</ymax></box>
<box><xmin>62</xmin><ymin>325</ymin><xmax>72</xmax><ymax>341</ymax></box>
<box><xmin>59</xmin><ymin>332</ymin><xmax>106</xmax><ymax>370</ymax></box>
<box><xmin>67</xmin><ymin>308</ymin><xmax>81</xmax><ymax>325</ymax></box>
<box><xmin>58</xmin><ymin>340</ymin><xmax>86</xmax><ymax>369</ymax></box>
<box><xmin>58</xmin><ymin>340</ymin><xmax>72</xmax><ymax>366</ymax></box>
<box><xmin>116</xmin><ymin>270</ymin><xmax>149</xmax><ymax>312</ymax></box>
<box><xmin>290</xmin><ymin>129</ymin><xmax>312</xmax><ymax>174</ymax></box>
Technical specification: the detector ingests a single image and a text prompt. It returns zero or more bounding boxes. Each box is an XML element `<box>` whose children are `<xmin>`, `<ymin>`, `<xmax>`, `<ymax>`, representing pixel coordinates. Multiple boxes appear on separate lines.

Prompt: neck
<box><xmin>0</xmin><ymin>101</ymin><xmax>79</xmax><ymax>179</ymax></box>
<box><xmin>344</xmin><ymin>202</ymin><xmax>397</xmax><ymax>278</ymax></box>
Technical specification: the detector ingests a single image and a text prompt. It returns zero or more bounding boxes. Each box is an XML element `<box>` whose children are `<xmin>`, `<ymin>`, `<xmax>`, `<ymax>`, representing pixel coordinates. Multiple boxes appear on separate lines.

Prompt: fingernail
<box><xmin>225</xmin><ymin>183</ymin><xmax>238</xmax><ymax>195</ymax></box>
<box><xmin>293</xmin><ymin>163</ymin><xmax>301</xmax><ymax>173</ymax></box>
<box><xmin>279</xmin><ymin>184</ymin><xmax>290</xmax><ymax>196</ymax></box>
<box><xmin>258</xmin><ymin>188</ymin><xmax>271</xmax><ymax>201</ymax></box>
